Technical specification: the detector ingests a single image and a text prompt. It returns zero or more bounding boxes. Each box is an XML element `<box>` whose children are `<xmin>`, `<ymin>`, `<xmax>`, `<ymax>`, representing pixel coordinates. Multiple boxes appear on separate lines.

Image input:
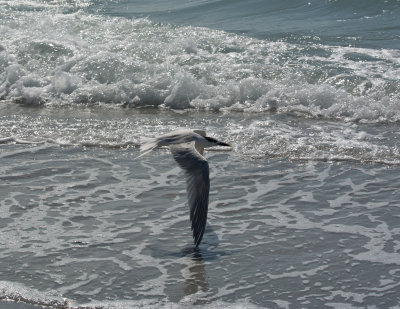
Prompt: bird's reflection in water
<box><xmin>180</xmin><ymin>247</ymin><xmax>208</xmax><ymax>297</ymax></box>
<box><xmin>179</xmin><ymin>226</ymin><xmax>226</xmax><ymax>302</ymax></box>
<box><xmin>148</xmin><ymin>226</ymin><xmax>233</xmax><ymax>303</ymax></box>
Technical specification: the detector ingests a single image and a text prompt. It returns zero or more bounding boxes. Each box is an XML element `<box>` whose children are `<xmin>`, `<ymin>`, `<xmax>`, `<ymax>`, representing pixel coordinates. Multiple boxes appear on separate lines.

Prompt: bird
<box><xmin>138</xmin><ymin>129</ymin><xmax>231</xmax><ymax>247</ymax></box>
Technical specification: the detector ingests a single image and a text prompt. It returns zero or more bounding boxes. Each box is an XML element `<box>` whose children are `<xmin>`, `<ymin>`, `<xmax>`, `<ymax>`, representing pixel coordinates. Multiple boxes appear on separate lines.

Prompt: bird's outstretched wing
<box><xmin>170</xmin><ymin>143</ymin><xmax>210</xmax><ymax>247</ymax></box>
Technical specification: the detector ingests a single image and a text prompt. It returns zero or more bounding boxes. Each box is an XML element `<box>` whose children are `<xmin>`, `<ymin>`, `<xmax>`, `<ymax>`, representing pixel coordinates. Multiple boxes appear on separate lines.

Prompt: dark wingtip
<box><xmin>194</xmin><ymin>234</ymin><xmax>203</xmax><ymax>247</ymax></box>
<box><xmin>193</xmin><ymin>226</ymin><xmax>206</xmax><ymax>247</ymax></box>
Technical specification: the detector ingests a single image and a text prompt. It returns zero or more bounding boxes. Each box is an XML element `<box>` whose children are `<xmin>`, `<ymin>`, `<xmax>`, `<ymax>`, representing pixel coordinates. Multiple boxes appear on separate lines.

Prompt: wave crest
<box><xmin>0</xmin><ymin>8</ymin><xmax>399</xmax><ymax>123</ymax></box>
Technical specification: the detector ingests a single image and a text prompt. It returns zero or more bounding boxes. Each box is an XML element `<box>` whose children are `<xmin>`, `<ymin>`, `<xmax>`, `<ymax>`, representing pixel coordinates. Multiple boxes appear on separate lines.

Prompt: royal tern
<box><xmin>138</xmin><ymin>129</ymin><xmax>231</xmax><ymax>247</ymax></box>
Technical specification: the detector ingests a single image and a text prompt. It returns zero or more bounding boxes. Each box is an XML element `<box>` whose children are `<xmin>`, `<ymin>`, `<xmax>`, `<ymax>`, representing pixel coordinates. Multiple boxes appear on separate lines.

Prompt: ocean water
<box><xmin>1</xmin><ymin>0</ymin><xmax>400</xmax><ymax>308</ymax></box>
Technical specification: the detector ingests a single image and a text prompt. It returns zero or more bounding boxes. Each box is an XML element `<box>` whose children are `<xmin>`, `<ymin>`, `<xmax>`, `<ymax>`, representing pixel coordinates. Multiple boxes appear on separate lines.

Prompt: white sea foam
<box><xmin>1</xmin><ymin>101</ymin><xmax>399</xmax><ymax>165</ymax></box>
<box><xmin>0</xmin><ymin>279</ymin><xmax>261</xmax><ymax>308</ymax></box>
<box><xmin>0</xmin><ymin>5</ymin><xmax>399</xmax><ymax>123</ymax></box>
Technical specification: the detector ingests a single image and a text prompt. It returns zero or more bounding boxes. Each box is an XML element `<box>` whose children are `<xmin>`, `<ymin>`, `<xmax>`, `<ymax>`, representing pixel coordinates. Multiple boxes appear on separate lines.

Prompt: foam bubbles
<box><xmin>53</xmin><ymin>71</ymin><xmax>80</xmax><ymax>95</ymax></box>
<box><xmin>0</xmin><ymin>4</ymin><xmax>399</xmax><ymax>122</ymax></box>
<box><xmin>163</xmin><ymin>73</ymin><xmax>205</xmax><ymax>109</ymax></box>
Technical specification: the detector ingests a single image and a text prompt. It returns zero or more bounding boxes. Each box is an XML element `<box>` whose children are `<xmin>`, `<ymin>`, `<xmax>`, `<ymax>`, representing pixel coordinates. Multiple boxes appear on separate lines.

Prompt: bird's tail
<box><xmin>136</xmin><ymin>136</ymin><xmax>159</xmax><ymax>159</ymax></box>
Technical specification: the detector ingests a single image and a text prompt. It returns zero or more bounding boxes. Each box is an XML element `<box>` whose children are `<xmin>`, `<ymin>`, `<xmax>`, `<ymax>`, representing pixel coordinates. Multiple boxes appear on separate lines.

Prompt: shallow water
<box><xmin>1</xmin><ymin>130</ymin><xmax>400</xmax><ymax>308</ymax></box>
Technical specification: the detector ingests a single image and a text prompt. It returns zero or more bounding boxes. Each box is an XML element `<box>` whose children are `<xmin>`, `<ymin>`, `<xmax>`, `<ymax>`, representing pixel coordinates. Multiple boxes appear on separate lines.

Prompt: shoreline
<box><xmin>0</xmin><ymin>301</ymin><xmax>42</xmax><ymax>309</ymax></box>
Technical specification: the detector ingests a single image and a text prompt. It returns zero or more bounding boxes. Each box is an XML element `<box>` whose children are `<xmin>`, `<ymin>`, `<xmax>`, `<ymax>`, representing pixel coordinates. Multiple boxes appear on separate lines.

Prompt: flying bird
<box><xmin>138</xmin><ymin>129</ymin><xmax>231</xmax><ymax>247</ymax></box>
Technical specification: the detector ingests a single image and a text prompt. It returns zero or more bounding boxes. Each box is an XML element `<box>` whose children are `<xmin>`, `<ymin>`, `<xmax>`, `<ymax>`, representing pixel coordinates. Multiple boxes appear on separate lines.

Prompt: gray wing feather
<box><xmin>170</xmin><ymin>144</ymin><xmax>210</xmax><ymax>247</ymax></box>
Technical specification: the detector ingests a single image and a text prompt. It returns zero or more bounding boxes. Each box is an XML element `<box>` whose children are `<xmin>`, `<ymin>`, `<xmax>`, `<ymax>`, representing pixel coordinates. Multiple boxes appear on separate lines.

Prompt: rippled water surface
<box><xmin>1</xmin><ymin>123</ymin><xmax>400</xmax><ymax>308</ymax></box>
<box><xmin>1</xmin><ymin>0</ymin><xmax>400</xmax><ymax>307</ymax></box>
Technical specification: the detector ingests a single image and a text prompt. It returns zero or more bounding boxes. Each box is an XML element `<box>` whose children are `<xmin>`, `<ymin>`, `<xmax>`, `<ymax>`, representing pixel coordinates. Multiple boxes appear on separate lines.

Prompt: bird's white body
<box><xmin>138</xmin><ymin>129</ymin><xmax>231</xmax><ymax>247</ymax></box>
<box><xmin>138</xmin><ymin>129</ymin><xmax>215</xmax><ymax>158</ymax></box>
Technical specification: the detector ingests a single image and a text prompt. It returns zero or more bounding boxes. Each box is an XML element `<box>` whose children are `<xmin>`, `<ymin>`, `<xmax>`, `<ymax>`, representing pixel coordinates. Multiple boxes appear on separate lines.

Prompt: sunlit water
<box><xmin>1</xmin><ymin>0</ymin><xmax>400</xmax><ymax>307</ymax></box>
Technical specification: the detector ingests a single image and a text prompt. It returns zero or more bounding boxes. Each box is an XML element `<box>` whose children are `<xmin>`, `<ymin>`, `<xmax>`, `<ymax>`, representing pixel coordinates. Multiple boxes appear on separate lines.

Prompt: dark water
<box><xmin>99</xmin><ymin>0</ymin><xmax>400</xmax><ymax>49</ymax></box>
